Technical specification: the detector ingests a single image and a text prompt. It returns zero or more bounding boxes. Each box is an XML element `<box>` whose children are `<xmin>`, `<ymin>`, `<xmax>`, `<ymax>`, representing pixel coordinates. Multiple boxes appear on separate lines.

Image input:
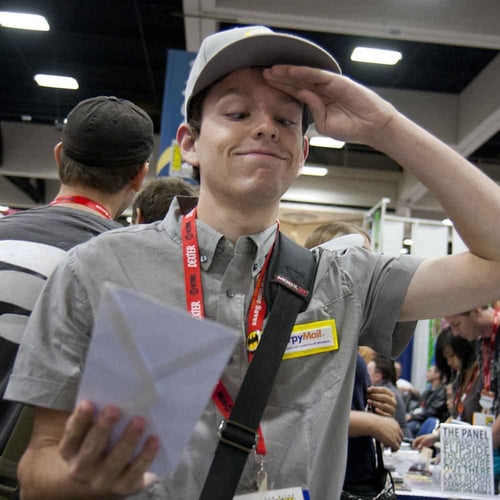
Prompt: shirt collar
<box><xmin>163</xmin><ymin>198</ymin><xmax>278</xmax><ymax>273</ymax></box>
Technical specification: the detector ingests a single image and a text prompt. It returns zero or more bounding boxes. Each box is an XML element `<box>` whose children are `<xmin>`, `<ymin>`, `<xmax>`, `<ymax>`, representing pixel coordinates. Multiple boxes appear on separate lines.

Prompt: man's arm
<box><xmin>263</xmin><ymin>66</ymin><xmax>500</xmax><ymax>320</ymax></box>
<box><xmin>18</xmin><ymin>403</ymin><xmax>158</xmax><ymax>500</ymax></box>
<box><xmin>349</xmin><ymin>411</ymin><xmax>402</xmax><ymax>451</ymax></box>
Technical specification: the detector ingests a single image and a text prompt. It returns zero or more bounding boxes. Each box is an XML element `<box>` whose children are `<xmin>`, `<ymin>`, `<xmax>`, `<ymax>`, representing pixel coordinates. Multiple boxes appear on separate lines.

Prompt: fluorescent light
<box><xmin>34</xmin><ymin>74</ymin><xmax>79</xmax><ymax>90</ymax></box>
<box><xmin>309</xmin><ymin>136</ymin><xmax>345</xmax><ymax>149</ymax></box>
<box><xmin>351</xmin><ymin>47</ymin><xmax>402</xmax><ymax>66</ymax></box>
<box><xmin>300</xmin><ymin>166</ymin><xmax>328</xmax><ymax>177</ymax></box>
<box><xmin>0</xmin><ymin>11</ymin><xmax>49</xmax><ymax>31</ymax></box>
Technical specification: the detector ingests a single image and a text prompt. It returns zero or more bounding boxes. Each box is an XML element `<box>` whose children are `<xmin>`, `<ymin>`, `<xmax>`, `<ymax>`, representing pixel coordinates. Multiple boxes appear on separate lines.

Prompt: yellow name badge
<box><xmin>283</xmin><ymin>319</ymin><xmax>338</xmax><ymax>360</ymax></box>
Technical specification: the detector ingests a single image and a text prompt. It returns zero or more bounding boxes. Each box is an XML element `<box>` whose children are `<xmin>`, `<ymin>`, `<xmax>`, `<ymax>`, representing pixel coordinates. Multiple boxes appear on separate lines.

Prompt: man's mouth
<box><xmin>236</xmin><ymin>149</ymin><xmax>285</xmax><ymax>160</ymax></box>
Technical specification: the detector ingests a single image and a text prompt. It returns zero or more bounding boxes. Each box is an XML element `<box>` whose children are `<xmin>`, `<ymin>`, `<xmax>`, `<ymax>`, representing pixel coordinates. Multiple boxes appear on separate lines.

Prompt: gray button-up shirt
<box><xmin>6</xmin><ymin>199</ymin><xmax>421</xmax><ymax>499</ymax></box>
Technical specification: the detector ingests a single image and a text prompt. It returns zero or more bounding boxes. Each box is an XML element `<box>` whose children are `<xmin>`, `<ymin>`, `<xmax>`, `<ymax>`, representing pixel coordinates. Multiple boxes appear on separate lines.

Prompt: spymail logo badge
<box><xmin>284</xmin><ymin>319</ymin><xmax>338</xmax><ymax>360</ymax></box>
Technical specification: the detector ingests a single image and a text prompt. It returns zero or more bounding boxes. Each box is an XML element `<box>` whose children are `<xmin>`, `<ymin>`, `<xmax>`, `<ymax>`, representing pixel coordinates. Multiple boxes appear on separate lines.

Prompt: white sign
<box><xmin>441</xmin><ymin>424</ymin><xmax>494</xmax><ymax>495</ymax></box>
<box><xmin>234</xmin><ymin>487</ymin><xmax>306</xmax><ymax>500</ymax></box>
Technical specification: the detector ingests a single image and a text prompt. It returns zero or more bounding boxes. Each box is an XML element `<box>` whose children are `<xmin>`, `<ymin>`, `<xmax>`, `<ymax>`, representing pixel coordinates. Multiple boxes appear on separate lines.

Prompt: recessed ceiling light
<box><xmin>403</xmin><ymin>238</ymin><xmax>414</xmax><ymax>246</ymax></box>
<box><xmin>0</xmin><ymin>11</ymin><xmax>49</xmax><ymax>31</ymax></box>
<box><xmin>351</xmin><ymin>47</ymin><xmax>402</xmax><ymax>65</ymax></box>
<box><xmin>34</xmin><ymin>74</ymin><xmax>79</xmax><ymax>90</ymax></box>
<box><xmin>300</xmin><ymin>165</ymin><xmax>328</xmax><ymax>177</ymax></box>
<box><xmin>309</xmin><ymin>136</ymin><xmax>345</xmax><ymax>149</ymax></box>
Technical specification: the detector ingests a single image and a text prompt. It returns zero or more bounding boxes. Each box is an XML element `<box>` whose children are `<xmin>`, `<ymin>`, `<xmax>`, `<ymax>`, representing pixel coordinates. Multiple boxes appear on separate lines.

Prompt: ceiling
<box><xmin>1</xmin><ymin>0</ymin><xmax>500</xmax><ymax>221</ymax></box>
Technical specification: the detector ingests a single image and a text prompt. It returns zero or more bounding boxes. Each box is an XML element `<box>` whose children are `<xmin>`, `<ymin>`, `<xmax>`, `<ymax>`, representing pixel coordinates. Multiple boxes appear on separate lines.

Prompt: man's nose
<box><xmin>253</xmin><ymin>113</ymin><xmax>278</xmax><ymax>140</ymax></box>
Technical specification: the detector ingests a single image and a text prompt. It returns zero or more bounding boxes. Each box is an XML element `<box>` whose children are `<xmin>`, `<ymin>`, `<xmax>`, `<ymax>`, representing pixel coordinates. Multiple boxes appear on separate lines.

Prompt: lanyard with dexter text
<box><xmin>50</xmin><ymin>195</ymin><xmax>113</xmax><ymax>220</ymax></box>
<box><xmin>181</xmin><ymin>207</ymin><xmax>277</xmax><ymax>457</ymax></box>
<box><xmin>483</xmin><ymin>309</ymin><xmax>500</xmax><ymax>392</ymax></box>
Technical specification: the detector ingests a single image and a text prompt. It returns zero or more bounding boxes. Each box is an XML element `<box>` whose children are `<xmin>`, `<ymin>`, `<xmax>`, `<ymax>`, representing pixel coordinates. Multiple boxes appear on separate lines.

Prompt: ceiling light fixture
<box><xmin>351</xmin><ymin>47</ymin><xmax>402</xmax><ymax>65</ymax></box>
<box><xmin>0</xmin><ymin>11</ymin><xmax>49</xmax><ymax>31</ymax></box>
<box><xmin>34</xmin><ymin>74</ymin><xmax>79</xmax><ymax>90</ymax></box>
<box><xmin>309</xmin><ymin>136</ymin><xmax>345</xmax><ymax>149</ymax></box>
<box><xmin>300</xmin><ymin>165</ymin><xmax>328</xmax><ymax>177</ymax></box>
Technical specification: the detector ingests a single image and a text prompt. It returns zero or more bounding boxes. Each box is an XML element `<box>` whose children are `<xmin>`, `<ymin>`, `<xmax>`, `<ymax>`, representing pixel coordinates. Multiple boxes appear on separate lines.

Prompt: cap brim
<box><xmin>191</xmin><ymin>32</ymin><xmax>341</xmax><ymax>101</ymax></box>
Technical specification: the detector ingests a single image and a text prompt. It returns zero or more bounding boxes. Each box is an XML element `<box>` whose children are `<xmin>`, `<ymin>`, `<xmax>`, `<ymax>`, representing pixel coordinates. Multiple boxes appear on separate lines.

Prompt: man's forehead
<box><xmin>208</xmin><ymin>68</ymin><xmax>302</xmax><ymax>107</ymax></box>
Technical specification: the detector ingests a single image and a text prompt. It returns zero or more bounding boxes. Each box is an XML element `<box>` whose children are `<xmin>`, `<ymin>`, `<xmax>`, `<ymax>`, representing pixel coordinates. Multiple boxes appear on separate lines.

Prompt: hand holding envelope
<box><xmin>75</xmin><ymin>283</ymin><xmax>239</xmax><ymax>478</ymax></box>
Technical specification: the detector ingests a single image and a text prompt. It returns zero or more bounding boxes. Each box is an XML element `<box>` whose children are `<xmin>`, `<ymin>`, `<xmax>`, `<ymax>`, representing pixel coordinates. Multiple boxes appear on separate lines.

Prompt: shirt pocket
<box><xmin>267</xmin><ymin>296</ymin><xmax>355</xmax><ymax>410</ymax></box>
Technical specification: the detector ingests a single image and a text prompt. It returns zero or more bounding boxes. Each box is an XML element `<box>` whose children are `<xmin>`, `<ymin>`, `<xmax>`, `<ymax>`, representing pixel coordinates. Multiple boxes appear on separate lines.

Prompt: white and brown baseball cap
<box><xmin>184</xmin><ymin>25</ymin><xmax>341</xmax><ymax>125</ymax></box>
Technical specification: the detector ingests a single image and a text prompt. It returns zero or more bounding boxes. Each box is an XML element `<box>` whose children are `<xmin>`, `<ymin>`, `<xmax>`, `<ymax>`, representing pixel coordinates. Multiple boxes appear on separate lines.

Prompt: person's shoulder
<box><xmin>81</xmin><ymin>220</ymin><xmax>171</xmax><ymax>252</ymax></box>
<box><xmin>82</xmin><ymin>220</ymin><xmax>165</xmax><ymax>245</ymax></box>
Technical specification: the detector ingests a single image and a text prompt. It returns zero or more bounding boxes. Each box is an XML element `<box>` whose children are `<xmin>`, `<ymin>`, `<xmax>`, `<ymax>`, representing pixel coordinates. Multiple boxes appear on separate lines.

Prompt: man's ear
<box><xmin>54</xmin><ymin>142</ymin><xmax>63</xmax><ymax>167</ymax></box>
<box><xmin>297</xmin><ymin>136</ymin><xmax>310</xmax><ymax>178</ymax></box>
<box><xmin>302</xmin><ymin>135</ymin><xmax>309</xmax><ymax>162</ymax></box>
<box><xmin>133</xmin><ymin>208</ymin><xmax>145</xmax><ymax>225</ymax></box>
<box><xmin>131</xmin><ymin>162</ymin><xmax>149</xmax><ymax>192</ymax></box>
<box><xmin>177</xmin><ymin>123</ymin><xmax>200</xmax><ymax>167</ymax></box>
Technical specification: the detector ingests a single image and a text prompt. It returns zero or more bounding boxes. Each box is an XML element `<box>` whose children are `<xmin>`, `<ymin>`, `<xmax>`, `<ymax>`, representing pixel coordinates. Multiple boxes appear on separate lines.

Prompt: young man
<box><xmin>5</xmin><ymin>25</ymin><xmax>500</xmax><ymax>500</ymax></box>
<box><xmin>406</xmin><ymin>365</ymin><xmax>448</xmax><ymax>437</ymax></box>
<box><xmin>0</xmin><ymin>95</ymin><xmax>153</xmax><ymax>496</ymax></box>
<box><xmin>445</xmin><ymin>306</ymin><xmax>500</xmax><ymax>446</ymax></box>
<box><xmin>367</xmin><ymin>356</ymin><xmax>412</xmax><ymax>439</ymax></box>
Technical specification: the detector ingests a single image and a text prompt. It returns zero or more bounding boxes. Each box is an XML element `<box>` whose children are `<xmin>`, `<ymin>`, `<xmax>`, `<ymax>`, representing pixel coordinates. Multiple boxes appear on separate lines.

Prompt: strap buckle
<box><xmin>217</xmin><ymin>419</ymin><xmax>258</xmax><ymax>453</ymax></box>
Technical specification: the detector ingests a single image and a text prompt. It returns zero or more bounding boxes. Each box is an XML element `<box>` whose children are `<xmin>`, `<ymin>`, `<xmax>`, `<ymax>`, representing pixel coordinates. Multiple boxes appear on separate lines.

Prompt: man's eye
<box><xmin>225</xmin><ymin>112</ymin><xmax>248</xmax><ymax>120</ymax></box>
<box><xmin>276</xmin><ymin>117</ymin><xmax>296</xmax><ymax>127</ymax></box>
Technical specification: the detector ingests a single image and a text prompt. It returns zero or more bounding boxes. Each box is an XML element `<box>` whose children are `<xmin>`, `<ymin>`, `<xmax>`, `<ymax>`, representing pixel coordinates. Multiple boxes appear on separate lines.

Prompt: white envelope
<box><xmin>77</xmin><ymin>283</ymin><xmax>239</xmax><ymax>478</ymax></box>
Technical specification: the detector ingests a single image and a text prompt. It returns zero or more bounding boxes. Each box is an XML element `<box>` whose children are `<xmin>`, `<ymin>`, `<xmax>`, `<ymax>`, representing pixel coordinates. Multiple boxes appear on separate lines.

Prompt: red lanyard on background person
<box><xmin>454</xmin><ymin>364</ymin><xmax>479</xmax><ymax>417</ymax></box>
<box><xmin>50</xmin><ymin>195</ymin><xmax>113</xmax><ymax>220</ymax></box>
<box><xmin>482</xmin><ymin>308</ymin><xmax>500</xmax><ymax>392</ymax></box>
<box><xmin>181</xmin><ymin>207</ymin><xmax>278</xmax><ymax>456</ymax></box>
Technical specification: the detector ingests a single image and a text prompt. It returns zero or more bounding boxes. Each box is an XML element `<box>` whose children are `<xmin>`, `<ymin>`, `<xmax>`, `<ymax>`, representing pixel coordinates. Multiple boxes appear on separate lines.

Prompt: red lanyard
<box><xmin>181</xmin><ymin>208</ymin><xmax>277</xmax><ymax>455</ymax></box>
<box><xmin>50</xmin><ymin>195</ymin><xmax>113</xmax><ymax>220</ymax></box>
<box><xmin>482</xmin><ymin>309</ymin><xmax>499</xmax><ymax>392</ymax></box>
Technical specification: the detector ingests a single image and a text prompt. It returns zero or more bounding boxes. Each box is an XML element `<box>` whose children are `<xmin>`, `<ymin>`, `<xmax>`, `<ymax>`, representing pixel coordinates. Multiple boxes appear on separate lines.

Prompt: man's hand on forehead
<box><xmin>262</xmin><ymin>65</ymin><xmax>396</xmax><ymax>147</ymax></box>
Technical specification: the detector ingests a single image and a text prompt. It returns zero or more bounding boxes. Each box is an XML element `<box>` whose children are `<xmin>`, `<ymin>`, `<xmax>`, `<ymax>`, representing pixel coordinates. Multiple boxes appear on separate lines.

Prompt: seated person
<box><xmin>368</xmin><ymin>355</ymin><xmax>413</xmax><ymax>439</ymax></box>
<box><xmin>395</xmin><ymin>360</ymin><xmax>420</xmax><ymax>412</ymax></box>
<box><xmin>406</xmin><ymin>364</ymin><xmax>449</xmax><ymax>437</ymax></box>
<box><xmin>413</xmin><ymin>328</ymin><xmax>481</xmax><ymax>449</ymax></box>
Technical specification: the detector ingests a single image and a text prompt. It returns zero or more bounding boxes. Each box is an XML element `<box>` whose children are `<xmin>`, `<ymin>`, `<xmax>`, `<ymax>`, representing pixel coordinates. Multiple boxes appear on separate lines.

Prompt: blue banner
<box><xmin>156</xmin><ymin>49</ymin><xmax>196</xmax><ymax>178</ymax></box>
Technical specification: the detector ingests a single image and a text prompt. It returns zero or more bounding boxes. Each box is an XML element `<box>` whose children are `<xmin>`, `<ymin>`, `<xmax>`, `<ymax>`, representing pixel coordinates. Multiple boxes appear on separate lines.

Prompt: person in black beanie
<box><xmin>0</xmin><ymin>96</ymin><xmax>153</xmax><ymax>497</ymax></box>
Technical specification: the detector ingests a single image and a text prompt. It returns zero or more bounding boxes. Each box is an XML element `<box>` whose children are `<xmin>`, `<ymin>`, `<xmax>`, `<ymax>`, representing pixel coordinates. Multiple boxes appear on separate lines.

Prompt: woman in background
<box><xmin>413</xmin><ymin>328</ymin><xmax>481</xmax><ymax>449</ymax></box>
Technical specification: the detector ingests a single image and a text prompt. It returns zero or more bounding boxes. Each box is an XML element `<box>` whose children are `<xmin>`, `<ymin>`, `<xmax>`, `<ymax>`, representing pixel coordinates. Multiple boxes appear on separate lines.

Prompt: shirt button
<box><xmin>226</xmin><ymin>289</ymin><xmax>235</xmax><ymax>298</ymax></box>
<box><xmin>200</xmin><ymin>255</ymin><xmax>208</xmax><ymax>263</ymax></box>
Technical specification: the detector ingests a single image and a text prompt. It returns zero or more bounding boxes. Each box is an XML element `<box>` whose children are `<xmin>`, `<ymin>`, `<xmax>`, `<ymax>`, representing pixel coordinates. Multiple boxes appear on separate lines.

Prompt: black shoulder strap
<box><xmin>264</xmin><ymin>231</ymin><xmax>317</xmax><ymax>313</ymax></box>
<box><xmin>199</xmin><ymin>232</ymin><xmax>319</xmax><ymax>500</ymax></box>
